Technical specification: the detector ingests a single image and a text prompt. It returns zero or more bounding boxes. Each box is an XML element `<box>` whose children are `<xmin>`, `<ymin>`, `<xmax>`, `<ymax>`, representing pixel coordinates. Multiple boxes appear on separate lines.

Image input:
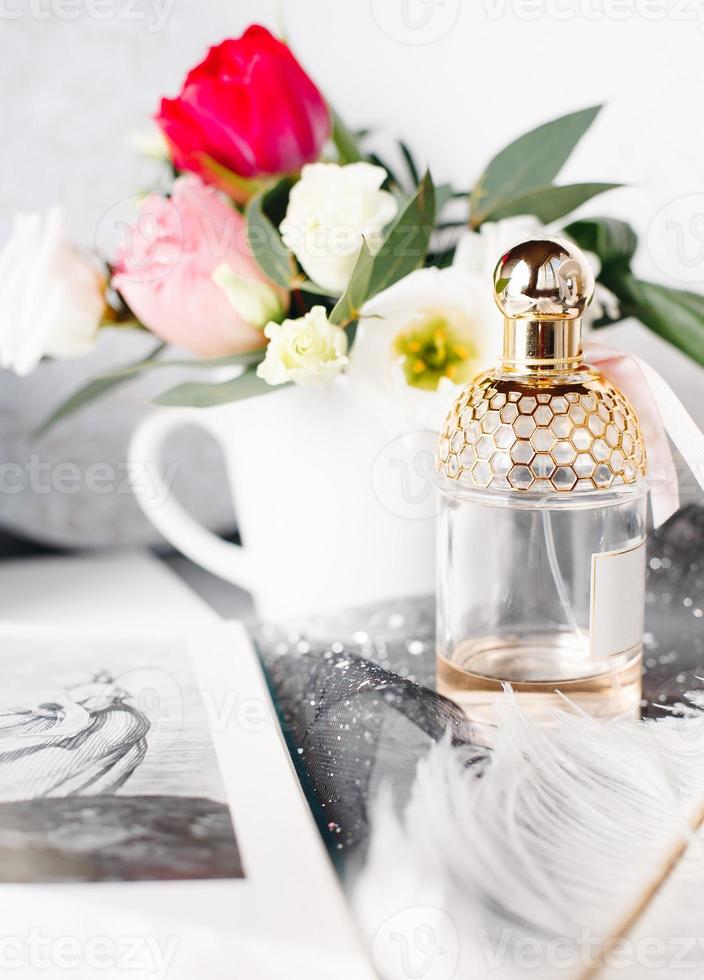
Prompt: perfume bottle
<box><xmin>436</xmin><ymin>238</ymin><xmax>648</xmax><ymax>727</ymax></box>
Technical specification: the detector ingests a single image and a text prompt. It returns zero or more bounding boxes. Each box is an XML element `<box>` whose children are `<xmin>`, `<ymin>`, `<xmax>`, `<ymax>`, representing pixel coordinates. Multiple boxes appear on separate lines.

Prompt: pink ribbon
<box><xmin>585</xmin><ymin>342</ymin><xmax>704</xmax><ymax>528</ymax></box>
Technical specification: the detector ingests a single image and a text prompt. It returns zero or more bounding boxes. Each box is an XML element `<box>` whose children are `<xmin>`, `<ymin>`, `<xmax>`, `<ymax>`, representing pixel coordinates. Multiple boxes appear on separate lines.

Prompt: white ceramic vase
<box><xmin>128</xmin><ymin>381</ymin><xmax>438</xmax><ymax>620</ymax></box>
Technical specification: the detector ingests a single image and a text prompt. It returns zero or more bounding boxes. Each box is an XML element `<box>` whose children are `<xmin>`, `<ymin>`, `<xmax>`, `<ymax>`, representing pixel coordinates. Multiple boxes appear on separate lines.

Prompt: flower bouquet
<box><xmin>4</xmin><ymin>22</ymin><xmax>703</xmax><ymax>437</ymax></box>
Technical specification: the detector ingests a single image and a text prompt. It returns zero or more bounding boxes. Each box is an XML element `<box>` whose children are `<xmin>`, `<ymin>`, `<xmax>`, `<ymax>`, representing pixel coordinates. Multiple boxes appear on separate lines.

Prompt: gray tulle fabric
<box><xmin>255</xmin><ymin>504</ymin><xmax>704</xmax><ymax>863</ymax></box>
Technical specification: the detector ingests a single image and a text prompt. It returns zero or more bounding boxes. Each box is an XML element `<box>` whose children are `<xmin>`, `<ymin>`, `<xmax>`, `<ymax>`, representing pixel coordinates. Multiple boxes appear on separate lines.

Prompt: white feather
<box><xmin>352</xmin><ymin>692</ymin><xmax>704</xmax><ymax>980</ymax></box>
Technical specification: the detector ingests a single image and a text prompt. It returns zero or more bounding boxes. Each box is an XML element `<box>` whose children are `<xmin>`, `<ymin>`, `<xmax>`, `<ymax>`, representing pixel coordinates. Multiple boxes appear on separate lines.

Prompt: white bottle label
<box><xmin>590</xmin><ymin>540</ymin><xmax>646</xmax><ymax>660</ymax></box>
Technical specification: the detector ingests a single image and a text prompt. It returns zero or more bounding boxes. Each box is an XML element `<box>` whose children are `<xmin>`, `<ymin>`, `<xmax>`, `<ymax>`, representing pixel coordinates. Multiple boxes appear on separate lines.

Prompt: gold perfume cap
<box><xmin>436</xmin><ymin>237</ymin><xmax>647</xmax><ymax>494</ymax></box>
<box><xmin>493</xmin><ymin>237</ymin><xmax>595</xmax><ymax>372</ymax></box>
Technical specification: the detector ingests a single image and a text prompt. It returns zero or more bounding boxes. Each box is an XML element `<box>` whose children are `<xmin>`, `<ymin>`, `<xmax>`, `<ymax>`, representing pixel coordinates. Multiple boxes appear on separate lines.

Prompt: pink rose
<box><xmin>112</xmin><ymin>177</ymin><xmax>286</xmax><ymax>357</ymax></box>
<box><xmin>156</xmin><ymin>26</ymin><xmax>330</xmax><ymax>186</ymax></box>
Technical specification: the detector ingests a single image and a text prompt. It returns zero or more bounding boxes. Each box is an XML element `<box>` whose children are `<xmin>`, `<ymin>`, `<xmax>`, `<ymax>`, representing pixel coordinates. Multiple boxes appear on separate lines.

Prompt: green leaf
<box><xmin>427</xmin><ymin>246</ymin><xmax>456</xmax><ymax>269</ymax></box>
<box><xmin>36</xmin><ymin>342</ymin><xmax>165</xmax><ymax>436</ymax></box>
<box><xmin>434</xmin><ymin>183</ymin><xmax>456</xmax><ymax>216</ymax></box>
<box><xmin>262</xmin><ymin>175</ymin><xmax>295</xmax><ymax>219</ymax></box>
<box><xmin>344</xmin><ymin>320</ymin><xmax>358</xmax><ymax>348</ymax></box>
<box><xmin>65</xmin><ymin>347</ymin><xmax>262</xmax><ymax>385</ymax></box>
<box><xmin>366</xmin><ymin>170</ymin><xmax>436</xmax><ymax>300</ymax></box>
<box><xmin>398</xmin><ymin>141</ymin><xmax>420</xmax><ymax>187</ymax></box>
<box><xmin>485</xmin><ymin>182</ymin><xmax>621</xmax><ymax>225</ymax></box>
<box><xmin>609</xmin><ymin>274</ymin><xmax>704</xmax><ymax>367</ymax></box>
<box><xmin>297</xmin><ymin>279</ymin><xmax>339</xmax><ymax>298</ymax></box>
<box><xmin>246</xmin><ymin>186</ymin><xmax>294</xmax><ymax>289</ymax></box>
<box><xmin>562</xmin><ymin>214</ymin><xmax>704</xmax><ymax>363</ymax></box>
<box><xmin>368</xmin><ymin>152</ymin><xmax>403</xmax><ymax>192</ymax></box>
<box><xmin>153</xmin><ymin>367</ymin><xmax>279</xmax><ymax>407</ymax></box>
<box><xmin>35</xmin><ymin>346</ymin><xmax>265</xmax><ymax>436</ymax></box>
<box><xmin>330</xmin><ymin>106</ymin><xmax>362</xmax><ymax>164</ymax></box>
<box><xmin>329</xmin><ymin>239</ymin><xmax>375</xmax><ymax>326</ymax></box>
<box><xmin>564</xmin><ymin>216</ymin><xmax>637</xmax><ymax>271</ymax></box>
<box><xmin>470</xmin><ymin>105</ymin><xmax>603</xmax><ymax>227</ymax></box>
<box><xmin>149</xmin><ymin>350</ymin><xmax>265</xmax><ymax>371</ymax></box>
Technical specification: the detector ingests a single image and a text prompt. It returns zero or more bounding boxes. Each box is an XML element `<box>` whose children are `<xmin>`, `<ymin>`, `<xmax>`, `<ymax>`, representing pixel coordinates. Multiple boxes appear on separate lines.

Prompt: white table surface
<box><xmin>0</xmin><ymin>549</ymin><xmax>228</xmax><ymax>629</ymax></box>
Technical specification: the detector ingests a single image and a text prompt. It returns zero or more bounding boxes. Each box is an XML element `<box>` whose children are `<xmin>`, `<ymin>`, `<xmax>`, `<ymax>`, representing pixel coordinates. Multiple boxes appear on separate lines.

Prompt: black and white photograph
<box><xmin>0</xmin><ymin>635</ymin><xmax>244</xmax><ymax>883</ymax></box>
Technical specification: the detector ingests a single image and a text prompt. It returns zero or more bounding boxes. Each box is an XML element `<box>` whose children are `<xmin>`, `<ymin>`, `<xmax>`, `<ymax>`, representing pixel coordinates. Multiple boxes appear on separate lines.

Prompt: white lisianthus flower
<box><xmin>454</xmin><ymin>214</ymin><xmax>620</xmax><ymax>329</ymax></box>
<box><xmin>347</xmin><ymin>266</ymin><xmax>499</xmax><ymax>431</ymax></box>
<box><xmin>454</xmin><ymin>215</ymin><xmax>546</xmax><ymax>279</ymax></box>
<box><xmin>279</xmin><ymin>162</ymin><xmax>398</xmax><ymax>294</ymax></box>
<box><xmin>213</xmin><ymin>262</ymin><xmax>284</xmax><ymax>328</ymax></box>
<box><xmin>257</xmin><ymin>305</ymin><xmax>348</xmax><ymax>387</ymax></box>
<box><xmin>0</xmin><ymin>207</ymin><xmax>106</xmax><ymax>376</ymax></box>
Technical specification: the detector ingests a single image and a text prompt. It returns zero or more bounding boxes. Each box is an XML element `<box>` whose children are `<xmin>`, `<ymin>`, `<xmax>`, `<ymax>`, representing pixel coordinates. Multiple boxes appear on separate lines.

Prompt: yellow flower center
<box><xmin>394</xmin><ymin>313</ymin><xmax>478</xmax><ymax>391</ymax></box>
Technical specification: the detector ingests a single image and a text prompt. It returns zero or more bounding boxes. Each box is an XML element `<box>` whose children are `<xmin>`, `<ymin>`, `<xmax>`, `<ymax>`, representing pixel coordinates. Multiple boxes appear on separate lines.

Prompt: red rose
<box><xmin>156</xmin><ymin>26</ymin><xmax>330</xmax><ymax>186</ymax></box>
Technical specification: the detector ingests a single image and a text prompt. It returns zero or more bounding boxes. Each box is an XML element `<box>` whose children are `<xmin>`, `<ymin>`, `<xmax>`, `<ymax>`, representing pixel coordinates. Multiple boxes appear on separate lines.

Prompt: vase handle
<box><xmin>128</xmin><ymin>408</ymin><xmax>259</xmax><ymax>592</ymax></box>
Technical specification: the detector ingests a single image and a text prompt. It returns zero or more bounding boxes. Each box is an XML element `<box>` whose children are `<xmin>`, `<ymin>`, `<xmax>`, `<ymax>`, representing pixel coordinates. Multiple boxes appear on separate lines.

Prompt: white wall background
<box><xmin>3</xmin><ymin>0</ymin><xmax>704</xmax><ymax>278</ymax></box>
<box><xmin>5</xmin><ymin>0</ymin><xmax>704</xmax><ymax>390</ymax></box>
<box><xmin>2</xmin><ymin>0</ymin><xmax>704</xmax><ymax>546</ymax></box>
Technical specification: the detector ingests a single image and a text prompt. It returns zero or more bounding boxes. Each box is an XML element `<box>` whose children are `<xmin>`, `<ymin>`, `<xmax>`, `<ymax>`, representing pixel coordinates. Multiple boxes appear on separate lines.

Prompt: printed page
<box><xmin>0</xmin><ymin>621</ymin><xmax>373</xmax><ymax>980</ymax></box>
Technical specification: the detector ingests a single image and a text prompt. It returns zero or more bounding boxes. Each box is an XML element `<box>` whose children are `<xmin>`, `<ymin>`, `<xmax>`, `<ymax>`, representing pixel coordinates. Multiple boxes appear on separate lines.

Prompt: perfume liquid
<box><xmin>435</xmin><ymin>237</ymin><xmax>649</xmax><ymax>727</ymax></box>
<box><xmin>437</xmin><ymin>644</ymin><xmax>643</xmax><ymax>728</ymax></box>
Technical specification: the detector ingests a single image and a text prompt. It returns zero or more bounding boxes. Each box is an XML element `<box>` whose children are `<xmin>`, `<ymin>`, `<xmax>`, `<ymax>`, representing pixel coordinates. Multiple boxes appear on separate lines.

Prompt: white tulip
<box><xmin>0</xmin><ymin>207</ymin><xmax>105</xmax><ymax>376</ymax></box>
<box><xmin>257</xmin><ymin>306</ymin><xmax>348</xmax><ymax>387</ymax></box>
<box><xmin>347</xmin><ymin>265</ymin><xmax>500</xmax><ymax>431</ymax></box>
<box><xmin>279</xmin><ymin>162</ymin><xmax>398</xmax><ymax>295</ymax></box>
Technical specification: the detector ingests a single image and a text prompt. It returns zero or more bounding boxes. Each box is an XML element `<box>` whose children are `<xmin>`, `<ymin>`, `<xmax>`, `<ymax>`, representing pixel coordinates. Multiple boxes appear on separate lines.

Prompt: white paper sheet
<box><xmin>0</xmin><ymin>618</ymin><xmax>374</xmax><ymax>979</ymax></box>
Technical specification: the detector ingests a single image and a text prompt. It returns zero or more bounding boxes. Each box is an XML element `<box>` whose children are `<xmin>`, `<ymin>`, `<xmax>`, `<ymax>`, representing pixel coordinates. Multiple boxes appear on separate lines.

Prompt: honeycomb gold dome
<box><xmin>437</xmin><ymin>237</ymin><xmax>647</xmax><ymax>493</ymax></box>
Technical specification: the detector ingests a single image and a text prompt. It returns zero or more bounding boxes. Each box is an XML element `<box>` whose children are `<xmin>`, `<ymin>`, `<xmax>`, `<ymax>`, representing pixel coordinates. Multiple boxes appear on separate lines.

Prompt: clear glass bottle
<box><xmin>436</xmin><ymin>238</ymin><xmax>648</xmax><ymax>729</ymax></box>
